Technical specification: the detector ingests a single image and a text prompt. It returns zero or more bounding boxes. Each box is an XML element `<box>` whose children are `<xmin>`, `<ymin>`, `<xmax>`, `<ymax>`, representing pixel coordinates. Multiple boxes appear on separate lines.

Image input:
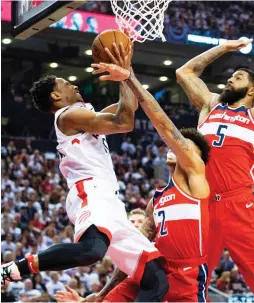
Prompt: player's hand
<box><xmin>223</xmin><ymin>38</ymin><xmax>253</xmax><ymax>51</ymax></box>
<box><xmin>55</xmin><ymin>286</ymin><xmax>82</xmax><ymax>303</ymax></box>
<box><xmin>107</xmin><ymin>42</ymin><xmax>133</xmax><ymax>70</ymax></box>
<box><xmin>81</xmin><ymin>293</ymin><xmax>104</xmax><ymax>302</ymax></box>
<box><xmin>91</xmin><ymin>62</ymin><xmax>130</xmax><ymax>81</ymax></box>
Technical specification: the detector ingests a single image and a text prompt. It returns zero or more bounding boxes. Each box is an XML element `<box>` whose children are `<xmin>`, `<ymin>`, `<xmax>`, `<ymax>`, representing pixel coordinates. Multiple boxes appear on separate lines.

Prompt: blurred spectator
<box><xmin>46</xmin><ymin>272</ymin><xmax>65</xmax><ymax>297</ymax></box>
<box><xmin>128</xmin><ymin>208</ymin><xmax>145</xmax><ymax>229</ymax></box>
<box><xmin>230</xmin><ymin>267</ymin><xmax>247</xmax><ymax>294</ymax></box>
<box><xmin>21</xmin><ymin>278</ymin><xmax>42</xmax><ymax>298</ymax></box>
<box><xmin>216</xmin><ymin>271</ymin><xmax>231</xmax><ymax>293</ymax></box>
<box><xmin>1</xmin><ymin>233</ymin><xmax>16</xmax><ymax>254</ymax></box>
<box><xmin>32</xmin><ymin>273</ymin><xmax>47</xmax><ymax>293</ymax></box>
<box><xmin>220</xmin><ymin>250</ymin><xmax>235</xmax><ymax>272</ymax></box>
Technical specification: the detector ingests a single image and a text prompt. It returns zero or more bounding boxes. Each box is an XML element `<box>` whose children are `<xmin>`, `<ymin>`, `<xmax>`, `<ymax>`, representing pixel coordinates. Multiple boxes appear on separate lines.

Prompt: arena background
<box><xmin>1</xmin><ymin>1</ymin><xmax>254</xmax><ymax>302</ymax></box>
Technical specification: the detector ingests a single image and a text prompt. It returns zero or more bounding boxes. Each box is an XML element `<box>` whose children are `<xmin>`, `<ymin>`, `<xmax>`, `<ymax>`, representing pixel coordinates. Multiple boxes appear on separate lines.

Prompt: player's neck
<box><xmin>227</xmin><ymin>98</ymin><xmax>252</xmax><ymax>109</ymax></box>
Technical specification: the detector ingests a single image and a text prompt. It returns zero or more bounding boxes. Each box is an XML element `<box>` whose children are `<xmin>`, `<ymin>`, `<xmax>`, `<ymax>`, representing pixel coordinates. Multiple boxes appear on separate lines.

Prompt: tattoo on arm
<box><xmin>181</xmin><ymin>45</ymin><xmax>228</xmax><ymax>76</ymax></box>
<box><xmin>126</xmin><ymin>75</ymin><xmax>190</xmax><ymax>152</ymax></box>
<box><xmin>114</xmin><ymin>82</ymin><xmax>137</xmax><ymax>126</ymax></box>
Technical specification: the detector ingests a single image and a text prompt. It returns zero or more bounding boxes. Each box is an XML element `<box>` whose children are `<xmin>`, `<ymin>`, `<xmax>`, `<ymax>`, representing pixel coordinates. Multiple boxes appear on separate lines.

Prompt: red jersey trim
<box><xmin>248</xmin><ymin>109</ymin><xmax>254</xmax><ymax>124</ymax></box>
<box><xmin>171</xmin><ymin>176</ymin><xmax>200</xmax><ymax>203</ymax></box>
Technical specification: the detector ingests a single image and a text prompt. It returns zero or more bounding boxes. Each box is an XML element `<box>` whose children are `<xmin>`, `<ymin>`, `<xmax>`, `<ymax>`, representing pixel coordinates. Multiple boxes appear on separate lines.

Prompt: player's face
<box><xmin>53</xmin><ymin>78</ymin><xmax>83</xmax><ymax>105</ymax></box>
<box><xmin>220</xmin><ymin>71</ymin><xmax>250</xmax><ymax>105</ymax></box>
<box><xmin>129</xmin><ymin>214</ymin><xmax>145</xmax><ymax>229</ymax></box>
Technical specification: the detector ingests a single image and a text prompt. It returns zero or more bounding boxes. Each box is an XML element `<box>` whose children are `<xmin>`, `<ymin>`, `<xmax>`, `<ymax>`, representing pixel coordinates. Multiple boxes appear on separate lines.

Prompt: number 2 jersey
<box><xmin>153</xmin><ymin>176</ymin><xmax>209</xmax><ymax>267</ymax></box>
<box><xmin>54</xmin><ymin>102</ymin><xmax>119</xmax><ymax>190</ymax></box>
<box><xmin>198</xmin><ymin>104</ymin><xmax>254</xmax><ymax>195</ymax></box>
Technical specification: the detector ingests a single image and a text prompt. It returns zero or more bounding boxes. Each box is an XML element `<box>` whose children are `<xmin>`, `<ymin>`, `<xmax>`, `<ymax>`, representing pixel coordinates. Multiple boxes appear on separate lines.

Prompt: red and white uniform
<box><xmin>198</xmin><ymin>103</ymin><xmax>254</xmax><ymax>291</ymax></box>
<box><xmin>104</xmin><ymin>176</ymin><xmax>210</xmax><ymax>302</ymax></box>
<box><xmin>54</xmin><ymin>102</ymin><xmax>160</xmax><ymax>283</ymax></box>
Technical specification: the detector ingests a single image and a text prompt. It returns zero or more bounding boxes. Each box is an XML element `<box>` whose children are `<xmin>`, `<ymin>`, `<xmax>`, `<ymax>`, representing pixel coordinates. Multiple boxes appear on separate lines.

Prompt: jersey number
<box><xmin>158</xmin><ymin>210</ymin><xmax>168</xmax><ymax>236</ymax></box>
<box><xmin>212</xmin><ymin>125</ymin><xmax>228</xmax><ymax>147</ymax></box>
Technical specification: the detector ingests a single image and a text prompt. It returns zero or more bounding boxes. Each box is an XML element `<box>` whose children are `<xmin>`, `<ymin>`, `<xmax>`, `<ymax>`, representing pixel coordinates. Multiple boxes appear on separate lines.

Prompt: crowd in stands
<box><xmin>82</xmin><ymin>1</ymin><xmax>254</xmax><ymax>39</ymax></box>
<box><xmin>1</xmin><ymin>135</ymin><xmax>250</xmax><ymax>302</ymax></box>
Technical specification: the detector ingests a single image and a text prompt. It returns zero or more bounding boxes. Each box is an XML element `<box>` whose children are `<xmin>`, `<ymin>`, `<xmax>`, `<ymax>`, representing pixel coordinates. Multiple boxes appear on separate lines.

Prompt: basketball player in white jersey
<box><xmin>1</xmin><ymin>44</ymin><xmax>169</xmax><ymax>302</ymax></box>
<box><xmin>176</xmin><ymin>39</ymin><xmax>254</xmax><ymax>291</ymax></box>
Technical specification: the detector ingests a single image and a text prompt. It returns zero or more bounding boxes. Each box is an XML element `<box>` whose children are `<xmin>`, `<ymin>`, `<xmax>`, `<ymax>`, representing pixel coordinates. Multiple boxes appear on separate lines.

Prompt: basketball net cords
<box><xmin>110</xmin><ymin>0</ymin><xmax>172</xmax><ymax>43</ymax></box>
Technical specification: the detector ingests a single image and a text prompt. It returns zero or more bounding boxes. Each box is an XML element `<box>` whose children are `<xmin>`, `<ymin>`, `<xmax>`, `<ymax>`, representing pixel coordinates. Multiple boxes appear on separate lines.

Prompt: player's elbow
<box><xmin>176</xmin><ymin>68</ymin><xmax>189</xmax><ymax>82</ymax></box>
<box><xmin>122</xmin><ymin>121</ymin><xmax>134</xmax><ymax>132</ymax></box>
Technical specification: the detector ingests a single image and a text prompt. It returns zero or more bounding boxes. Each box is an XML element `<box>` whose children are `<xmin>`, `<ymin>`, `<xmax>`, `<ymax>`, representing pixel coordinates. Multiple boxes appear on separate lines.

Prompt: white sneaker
<box><xmin>1</xmin><ymin>262</ymin><xmax>21</xmax><ymax>286</ymax></box>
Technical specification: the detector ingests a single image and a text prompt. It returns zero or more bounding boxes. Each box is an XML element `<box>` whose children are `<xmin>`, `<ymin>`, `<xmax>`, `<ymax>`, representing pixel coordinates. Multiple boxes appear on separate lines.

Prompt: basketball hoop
<box><xmin>110</xmin><ymin>0</ymin><xmax>172</xmax><ymax>43</ymax></box>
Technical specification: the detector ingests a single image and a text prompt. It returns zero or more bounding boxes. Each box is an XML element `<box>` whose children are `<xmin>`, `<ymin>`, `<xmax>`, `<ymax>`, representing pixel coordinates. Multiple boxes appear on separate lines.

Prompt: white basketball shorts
<box><xmin>66</xmin><ymin>177</ymin><xmax>161</xmax><ymax>283</ymax></box>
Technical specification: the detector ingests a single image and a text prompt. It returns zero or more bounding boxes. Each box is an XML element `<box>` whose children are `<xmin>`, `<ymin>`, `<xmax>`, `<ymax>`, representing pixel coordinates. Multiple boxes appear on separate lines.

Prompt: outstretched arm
<box><xmin>176</xmin><ymin>39</ymin><xmax>253</xmax><ymax>111</ymax></box>
<box><xmin>92</xmin><ymin>55</ymin><xmax>204</xmax><ymax>175</ymax></box>
<box><xmin>125</xmin><ymin>72</ymin><xmax>204</xmax><ymax>174</ymax></box>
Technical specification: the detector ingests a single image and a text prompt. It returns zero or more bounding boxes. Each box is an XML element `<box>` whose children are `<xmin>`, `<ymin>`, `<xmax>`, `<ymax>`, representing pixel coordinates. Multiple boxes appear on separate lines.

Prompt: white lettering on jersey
<box><xmin>159</xmin><ymin>194</ymin><xmax>176</xmax><ymax>206</ymax></box>
<box><xmin>209</xmin><ymin>112</ymin><xmax>250</xmax><ymax>124</ymax></box>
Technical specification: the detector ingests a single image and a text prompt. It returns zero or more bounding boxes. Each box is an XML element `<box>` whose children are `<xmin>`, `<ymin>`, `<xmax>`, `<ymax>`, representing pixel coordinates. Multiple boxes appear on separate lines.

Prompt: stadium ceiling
<box><xmin>2</xmin><ymin>22</ymin><xmax>253</xmax><ymax>91</ymax></box>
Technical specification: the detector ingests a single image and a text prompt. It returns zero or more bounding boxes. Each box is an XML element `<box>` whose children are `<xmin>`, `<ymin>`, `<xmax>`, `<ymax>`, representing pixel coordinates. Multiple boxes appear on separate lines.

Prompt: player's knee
<box><xmin>77</xmin><ymin>234</ymin><xmax>109</xmax><ymax>265</ymax></box>
<box><xmin>141</xmin><ymin>259</ymin><xmax>169</xmax><ymax>298</ymax></box>
<box><xmin>88</xmin><ymin>240</ymin><xmax>108</xmax><ymax>263</ymax></box>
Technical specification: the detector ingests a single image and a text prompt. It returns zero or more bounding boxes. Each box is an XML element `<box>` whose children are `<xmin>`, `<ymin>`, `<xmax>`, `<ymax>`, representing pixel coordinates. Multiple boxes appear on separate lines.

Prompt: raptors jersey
<box><xmin>198</xmin><ymin>104</ymin><xmax>254</xmax><ymax>195</ymax></box>
<box><xmin>54</xmin><ymin>102</ymin><xmax>118</xmax><ymax>189</ymax></box>
<box><xmin>153</xmin><ymin>176</ymin><xmax>209</xmax><ymax>267</ymax></box>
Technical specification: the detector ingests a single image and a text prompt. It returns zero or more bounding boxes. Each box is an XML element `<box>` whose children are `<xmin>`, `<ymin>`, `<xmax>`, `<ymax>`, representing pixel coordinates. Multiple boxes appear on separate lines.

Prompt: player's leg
<box><xmin>103</xmin><ymin>278</ymin><xmax>139</xmax><ymax>302</ymax></box>
<box><xmin>225</xmin><ymin>197</ymin><xmax>254</xmax><ymax>292</ymax></box>
<box><xmin>107</xmin><ymin>216</ymin><xmax>168</xmax><ymax>302</ymax></box>
<box><xmin>164</xmin><ymin>264</ymin><xmax>208</xmax><ymax>303</ymax></box>
<box><xmin>135</xmin><ymin>258</ymin><xmax>169</xmax><ymax>302</ymax></box>
<box><xmin>1</xmin><ymin>225</ymin><xmax>109</xmax><ymax>285</ymax></box>
<box><xmin>207</xmin><ymin>202</ymin><xmax>224</xmax><ymax>281</ymax></box>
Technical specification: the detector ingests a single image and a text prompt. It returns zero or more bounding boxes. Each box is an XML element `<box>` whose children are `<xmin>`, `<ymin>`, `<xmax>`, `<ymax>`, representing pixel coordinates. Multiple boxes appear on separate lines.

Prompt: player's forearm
<box><xmin>98</xmin><ymin>268</ymin><xmax>127</xmax><ymax>299</ymax></box>
<box><xmin>176</xmin><ymin>44</ymin><xmax>228</xmax><ymax>77</ymax></box>
<box><xmin>112</xmin><ymin>81</ymin><xmax>137</xmax><ymax>132</ymax></box>
<box><xmin>125</xmin><ymin>74</ymin><xmax>190</xmax><ymax>154</ymax></box>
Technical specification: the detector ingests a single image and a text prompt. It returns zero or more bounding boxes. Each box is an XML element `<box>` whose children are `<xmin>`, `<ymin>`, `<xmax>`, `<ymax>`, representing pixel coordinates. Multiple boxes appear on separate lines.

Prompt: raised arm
<box><xmin>126</xmin><ymin>72</ymin><xmax>204</xmax><ymax>174</ymax></box>
<box><xmin>59</xmin><ymin>44</ymin><xmax>137</xmax><ymax>135</ymax></box>
<box><xmin>92</xmin><ymin>56</ymin><xmax>204</xmax><ymax>175</ymax></box>
<box><xmin>59</xmin><ymin>82</ymin><xmax>136</xmax><ymax>135</ymax></box>
<box><xmin>176</xmin><ymin>39</ymin><xmax>253</xmax><ymax>112</ymax></box>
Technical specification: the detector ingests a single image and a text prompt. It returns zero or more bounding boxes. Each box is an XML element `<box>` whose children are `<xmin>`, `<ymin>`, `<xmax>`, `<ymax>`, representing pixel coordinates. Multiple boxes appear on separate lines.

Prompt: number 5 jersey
<box><xmin>198</xmin><ymin>104</ymin><xmax>254</xmax><ymax>196</ymax></box>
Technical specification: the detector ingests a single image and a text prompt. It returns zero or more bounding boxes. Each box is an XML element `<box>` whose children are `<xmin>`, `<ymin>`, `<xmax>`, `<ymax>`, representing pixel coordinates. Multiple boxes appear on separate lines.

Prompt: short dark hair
<box><xmin>237</xmin><ymin>68</ymin><xmax>254</xmax><ymax>84</ymax></box>
<box><xmin>30</xmin><ymin>75</ymin><xmax>56</xmax><ymax>113</ymax></box>
<box><xmin>180</xmin><ymin>128</ymin><xmax>210</xmax><ymax>164</ymax></box>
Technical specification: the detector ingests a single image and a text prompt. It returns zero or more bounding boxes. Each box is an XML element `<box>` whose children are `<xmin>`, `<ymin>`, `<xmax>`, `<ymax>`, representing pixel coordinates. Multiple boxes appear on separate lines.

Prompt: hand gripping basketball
<box><xmin>91</xmin><ymin>42</ymin><xmax>133</xmax><ymax>82</ymax></box>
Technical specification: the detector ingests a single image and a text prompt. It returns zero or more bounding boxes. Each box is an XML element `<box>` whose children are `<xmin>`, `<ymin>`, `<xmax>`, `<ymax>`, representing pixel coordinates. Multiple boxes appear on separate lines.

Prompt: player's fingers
<box><xmin>65</xmin><ymin>286</ymin><xmax>75</xmax><ymax>293</ymax></box>
<box><xmin>113</xmin><ymin>43</ymin><xmax>123</xmax><ymax>65</ymax></box>
<box><xmin>126</xmin><ymin>44</ymin><xmax>133</xmax><ymax>65</ymax></box>
<box><xmin>104</xmin><ymin>48</ymin><xmax>118</xmax><ymax>65</ymax></box>
<box><xmin>99</xmin><ymin>75</ymin><xmax>112</xmax><ymax>81</ymax></box>
<box><xmin>119</xmin><ymin>42</ymin><xmax>126</xmax><ymax>58</ymax></box>
<box><xmin>92</xmin><ymin>67</ymin><xmax>109</xmax><ymax>75</ymax></box>
<box><xmin>91</xmin><ymin>63</ymin><xmax>104</xmax><ymax>69</ymax></box>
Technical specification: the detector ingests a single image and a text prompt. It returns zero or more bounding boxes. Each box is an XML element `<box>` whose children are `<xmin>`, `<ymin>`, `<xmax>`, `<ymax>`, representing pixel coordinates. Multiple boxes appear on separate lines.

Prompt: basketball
<box><xmin>92</xmin><ymin>30</ymin><xmax>131</xmax><ymax>63</ymax></box>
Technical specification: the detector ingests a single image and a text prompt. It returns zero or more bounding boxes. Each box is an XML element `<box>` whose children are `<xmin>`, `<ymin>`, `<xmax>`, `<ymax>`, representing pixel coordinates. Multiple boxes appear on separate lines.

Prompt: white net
<box><xmin>110</xmin><ymin>0</ymin><xmax>172</xmax><ymax>43</ymax></box>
